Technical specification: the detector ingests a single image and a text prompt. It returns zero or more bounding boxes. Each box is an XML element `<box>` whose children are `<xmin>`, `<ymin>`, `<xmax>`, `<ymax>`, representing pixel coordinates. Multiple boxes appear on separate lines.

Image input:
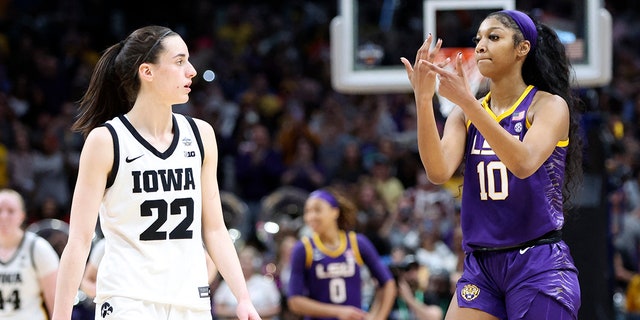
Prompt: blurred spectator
<box><xmin>29</xmin><ymin>196</ymin><xmax>68</xmax><ymax>225</ymax></box>
<box><xmin>0</xmin><ymin>133</ymin><xmax>7</xmax><ymax>189</ymax></box>
<box><xmin>309</xmin><ymin>95</ymin><xmax>353</xmax><ymax>182</ymax></box>
<box><xmin>415</xmin><ymin>228</ymin><xmax>458</xmax><ymax>276</ymax></box>
<box><xmin>331</xmin><ymin>139</ymin><xmax>366</xmax><ymax>190</ymax></box>
<box><xmin>355</xmin><ymin>177</ymin><xmax>394</xmax><ymax>263</ymax></box>
<box><xmin>280</xmin><ymin>135</ymin><xmax>326</xmax><ymax>192</ymax></box>
<box><xmin>32</xmin><ymin>128</ymin><xmax>70</xmax><ymax>212</ymax></box>
<box><xmin>213</xmin><ymin>245</ymin><xmax>281</xmax><ymax>319</ymax></box>
<box><xmin>0</xmin><ymin>92</ymin><xmax>16</xmax><ymax>149</ymax></box>
<box><xmin>408</xmin><ymin>169</ymin><xmax>457</xmax><ymax>244</ymax></box>
<box><xmin>388</xmin><ymin>194</ymin><xmax>422</xmax><ymax>251</ymax></box>
<box><xmin>235</xmin><ymin>124</ymin><xmax>285</xmax><ymax>239</ymax></box>
<box><xmin>369</xmin><ymin>153</ymin><xmax>404</xmax><ymax>214</ymax></box>
<box><xmin>240</xmin><ymin>73</ymin><xmax>283</xmax><ymax>132</ymax></box>
<box><xmin>389</xmin><ymin>254</ymin><xmax>443</xmax><ymax>320</ymax></box>
<box><xmin>7</xmin><ymin>124</ymin><xmax>35</xmax><ymax>197</ymax></box>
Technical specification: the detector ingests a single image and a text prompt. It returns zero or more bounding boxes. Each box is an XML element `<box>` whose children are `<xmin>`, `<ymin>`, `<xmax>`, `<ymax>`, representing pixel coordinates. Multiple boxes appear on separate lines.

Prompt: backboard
<box><xmin>330</xmin><ymin>0</ymin><xmax>612</xmax><ymax>94</ymax></box>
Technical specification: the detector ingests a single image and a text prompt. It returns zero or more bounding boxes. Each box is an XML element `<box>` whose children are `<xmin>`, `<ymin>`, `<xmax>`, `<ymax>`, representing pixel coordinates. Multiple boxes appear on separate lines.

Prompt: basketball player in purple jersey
<box><xmin>287</xmin><ymin>188</ymin><xmax>396</xmax><ymax>320</ymax></box>
<box><xmin>401</xmin><ymin>10</ymin><xmax>582</xmax><ymax>320</ymax></box>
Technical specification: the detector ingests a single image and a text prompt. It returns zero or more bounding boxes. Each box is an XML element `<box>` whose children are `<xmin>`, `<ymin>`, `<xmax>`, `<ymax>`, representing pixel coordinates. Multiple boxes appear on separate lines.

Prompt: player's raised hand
<box><xmin>427</xmin><ymin>52</ymin><xmax>475</xmax><ymax>109</ymax></box>
<box><xmin>400</xmin><ymin>33</ymin><xmax>446</xmax><ymax>100</ymax></box>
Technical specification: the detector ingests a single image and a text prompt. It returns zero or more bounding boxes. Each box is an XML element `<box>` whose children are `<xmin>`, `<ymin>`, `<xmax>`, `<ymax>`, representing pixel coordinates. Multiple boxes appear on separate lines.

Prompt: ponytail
<box><xmin>523</xmin><ymin>24</ymin><xmax>572</xmax><ymax>98</ymax></box>
<box><xmin>72</xmin><ymin>25</ymin><xmax>175</xmax><ymax>138</ymax></box>
<box><xmin>72</xmin><ymin>42</ymin><xmax>130</xmax><ymax>137</ymax></box>
<box><xmin>526</xmin><ymin>23</ymin><xmax>583</xmax><ymax>209</ymax></box>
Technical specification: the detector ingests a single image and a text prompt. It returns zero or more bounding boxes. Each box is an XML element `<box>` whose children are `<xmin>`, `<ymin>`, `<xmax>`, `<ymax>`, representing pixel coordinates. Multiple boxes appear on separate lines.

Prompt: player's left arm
<box><xmin>520</xmin><ymin>92</ymin><xmax>571</xmax><ymax>170</ymax></box>
<box><xmin>34</xmin><ymin>237</ymin><xmax>60</xmax><ymax>316</ymax></box>
<box><xmin>466</xmin><ymin>91</ymin><xmax>569</xmax><ymax>178</ymax></box>
<box><xmin>195</xmin><ymin>119</ymin><xmax>260</xmax><ymax>320</ymax></box>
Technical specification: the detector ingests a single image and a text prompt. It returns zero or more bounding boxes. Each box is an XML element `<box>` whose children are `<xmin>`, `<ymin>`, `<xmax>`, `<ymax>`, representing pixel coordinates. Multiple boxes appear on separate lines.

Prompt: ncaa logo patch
<box><xmin>460</xmin><ymin>284</ymin><xmax>480</xmax><ymax>301</ymax></box>
<box><xmin>101</xmin><ymin>301</ymin><xmax>114</xmax><ymax>318</ymax></box>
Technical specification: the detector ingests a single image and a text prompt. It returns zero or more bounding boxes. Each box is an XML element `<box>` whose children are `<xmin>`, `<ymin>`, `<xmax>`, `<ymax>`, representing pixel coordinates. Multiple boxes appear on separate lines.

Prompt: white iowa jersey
<box><xmin>98</xmin><ymin>114</ymin><xmax>210</xmax><ymax>310</ymax></box>
<box><xmin>0</xmin><ymin>232</ymin><xmax>58</xmax><ymax>320</ymax></box>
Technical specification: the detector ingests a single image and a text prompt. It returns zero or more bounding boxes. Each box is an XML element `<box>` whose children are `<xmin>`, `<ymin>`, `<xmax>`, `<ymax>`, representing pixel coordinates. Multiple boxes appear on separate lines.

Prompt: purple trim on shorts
<box><xmin>309</xmin><ymin>190</ymin><xmax>339</xmax><ymax>208</ymax></box>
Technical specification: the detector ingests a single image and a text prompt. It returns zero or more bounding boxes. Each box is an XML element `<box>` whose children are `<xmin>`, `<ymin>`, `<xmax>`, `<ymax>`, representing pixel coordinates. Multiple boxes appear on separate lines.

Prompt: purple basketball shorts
<box><xmin>455</xmin><ymin>241</ymin><xmax>580</xmax><ymax>319</ymax></box>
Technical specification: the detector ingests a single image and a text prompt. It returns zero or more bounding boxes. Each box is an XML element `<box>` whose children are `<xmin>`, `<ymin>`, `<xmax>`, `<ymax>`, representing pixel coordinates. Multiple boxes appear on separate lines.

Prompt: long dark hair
<box><xmin>488</xmin><ymin>11</ymin><xmax>583</xmax><ymax>208</ymax></box>
<box><xmin>321</xmin><ymin>187</ymin><xmax>358</xmax><ymax>231</ymax></box>
<box><xmin>72</xmin><ymin>25</ymin><xmax>176</xmax><ymax>137</ymax></box>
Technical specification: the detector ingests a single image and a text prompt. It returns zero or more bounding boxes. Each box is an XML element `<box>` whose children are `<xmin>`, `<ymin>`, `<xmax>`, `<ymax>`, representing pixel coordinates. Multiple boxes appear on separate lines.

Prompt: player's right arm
<box><xmin>419</xmin><ymin>106</ymin><xmax>467</xmax><ymax>184</ymax></box>
<box><xmin>52</xmin><ymin>127</ymin><xmax>111</xmax><ymax>320</ymax></box>
<box><xmin>401</xmin><ymin>35</ymin><xmax>466</xmax><ymax>184</ymax></box>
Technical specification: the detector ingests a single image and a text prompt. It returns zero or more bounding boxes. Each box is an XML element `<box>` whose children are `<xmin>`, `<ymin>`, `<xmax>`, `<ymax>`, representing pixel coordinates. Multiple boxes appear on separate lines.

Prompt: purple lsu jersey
<box><xmin>461</xmin><ymin>85</ymin><xmax>567</xmax><ymax>252</ymax></box>
<box><xmin>287</xmin><ymin>231</ymin><xmax>393</xmax><ymax>320</ymax></box>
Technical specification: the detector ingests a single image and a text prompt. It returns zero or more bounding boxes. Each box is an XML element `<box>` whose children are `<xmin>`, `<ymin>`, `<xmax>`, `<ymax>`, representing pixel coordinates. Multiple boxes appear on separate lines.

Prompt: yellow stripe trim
<box><xmin>302</xmin><ymin>237</ymin><xmax>313</xmax><ymax>268</ymax></box>
<box><xmin>313</xmin><ymin>231</ymin><xmax>348</xmax><ymax>258</ymax></box>
<box><xmin>480</xmin><ymin>85</ymin><xmax>535</xmax><ymax>123</ymax></box>
<box><xmin>557</xmin><ymin>138</ymin><xmax>569</xmax><ymax>147</ymax></box>
<box><xmin>349</xmin><ymin>231</ymin><xmax>365</xmax><ymax>266</ymax></box>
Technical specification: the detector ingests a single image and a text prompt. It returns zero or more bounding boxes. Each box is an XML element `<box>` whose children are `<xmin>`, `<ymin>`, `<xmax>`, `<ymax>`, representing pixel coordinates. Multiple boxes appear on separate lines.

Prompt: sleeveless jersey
<box><xmin>0</xmin><ymin>231</ymin><xmax>59</xmax><ymax>320</ymax></box>
<box><xmin>98</xmin><ymin>114</ymin><xmax>210</xmax><ymax>310</ymax></box>
<box><xmin>461</xmin><ymin>85</ymin><xmax>567</xmax><ymax>252</ymax></box>
<box><xmin>288</xmin><ymin>231</ymin><xmax>393</xmax><ymax>320</ymax></box>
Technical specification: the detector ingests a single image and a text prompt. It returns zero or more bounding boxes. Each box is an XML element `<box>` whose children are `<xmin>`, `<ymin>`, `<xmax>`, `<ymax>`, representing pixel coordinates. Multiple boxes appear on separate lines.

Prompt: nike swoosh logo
<box><xmin>519</xmin><ymin>246</ymin><xmax>534</xmax><ymax>254</ymax></box>
<box><xmin>125</xmin><ymin>155</ymin><xmax>143</xmax><ymax>163</ymax></box>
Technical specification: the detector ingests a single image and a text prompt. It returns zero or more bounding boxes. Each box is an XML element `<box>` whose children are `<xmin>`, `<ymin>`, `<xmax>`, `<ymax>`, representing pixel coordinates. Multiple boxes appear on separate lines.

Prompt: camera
<box><xmin>389</xmin><ymin>254</ymin><xmax>419</xmax><ymax>281</ymax></box>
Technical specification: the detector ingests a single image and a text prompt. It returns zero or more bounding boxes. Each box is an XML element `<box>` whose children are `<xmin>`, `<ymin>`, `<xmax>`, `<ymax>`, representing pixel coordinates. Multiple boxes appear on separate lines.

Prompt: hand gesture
<box><xmin>400</xmin><ymin>34</ymin><xmax>445</xmax><ymax>100</ymax></box>
<box><xmin>427</xmin><ymin>52</ymin><xmax>475</xmax><ymax>109</ymax></box>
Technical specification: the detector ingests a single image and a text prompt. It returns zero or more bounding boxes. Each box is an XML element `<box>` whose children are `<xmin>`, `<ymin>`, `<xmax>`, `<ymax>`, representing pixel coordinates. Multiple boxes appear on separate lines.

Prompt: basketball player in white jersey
<box><xmin>52</xmin><ymin>26</ymin><xmax>261</xmax><ymax>320</ymax></box>
<box><xmin>0</xmin><ymin>189</ymin><xmax>59</xmax><ymax>319</ymax></box>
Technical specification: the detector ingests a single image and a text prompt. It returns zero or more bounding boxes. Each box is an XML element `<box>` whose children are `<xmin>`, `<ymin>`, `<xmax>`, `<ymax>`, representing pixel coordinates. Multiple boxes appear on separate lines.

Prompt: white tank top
<box><xmin>97</xmin><ymin>114</ymin><xmax>210</xmax><ymax>310</ymax></box>
<box><xmin>0</xmin><ymin>231</ymin><xmax>59</xmax><ymax>320</ymax></box>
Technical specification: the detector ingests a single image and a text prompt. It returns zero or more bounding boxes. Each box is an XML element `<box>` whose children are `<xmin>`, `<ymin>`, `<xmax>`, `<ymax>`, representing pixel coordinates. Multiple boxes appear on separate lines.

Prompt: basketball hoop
<box><xmin>434</xmin><ymin>47</ymin><xmax>487</xmax><ymax>117</ymax></box>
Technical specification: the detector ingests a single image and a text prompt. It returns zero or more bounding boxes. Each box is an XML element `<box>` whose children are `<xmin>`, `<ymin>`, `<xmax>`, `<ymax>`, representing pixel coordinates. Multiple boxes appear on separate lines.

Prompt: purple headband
<box><xmin>500</xmin><ymin>10</ymin><xmax>537</xmax><ymax>50</ymax></box>
<box><xmin>309</xmin><ymin>190</ymin><xmax>339</xmax><ymax>208</ymax></box>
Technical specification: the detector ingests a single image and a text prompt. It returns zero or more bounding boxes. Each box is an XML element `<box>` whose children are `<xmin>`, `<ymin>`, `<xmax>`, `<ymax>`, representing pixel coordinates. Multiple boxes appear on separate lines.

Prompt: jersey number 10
<box><xmin>476</xmin><ymin>161</ymin><xmax>509</xmax><ymax>201</ymax></box>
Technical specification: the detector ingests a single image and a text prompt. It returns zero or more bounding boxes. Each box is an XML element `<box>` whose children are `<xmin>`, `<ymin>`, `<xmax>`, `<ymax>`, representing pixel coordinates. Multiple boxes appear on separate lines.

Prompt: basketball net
<box><xmin>434</xmin><ymin>48</ymin><xmax>486</xmax><ymax>117</ymax></box>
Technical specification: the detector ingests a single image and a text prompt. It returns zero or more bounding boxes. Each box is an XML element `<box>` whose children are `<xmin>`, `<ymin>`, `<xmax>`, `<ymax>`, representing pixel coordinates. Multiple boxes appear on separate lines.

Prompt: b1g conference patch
<box><xmin>198</xmin><ymin>286</ymin><xmax>210</xmax><ymax>298</ymax></box>
<box><xmin>460</xmin><ymin>284</ymin><xmax>480</xmax><ymax>301</ymax></box>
